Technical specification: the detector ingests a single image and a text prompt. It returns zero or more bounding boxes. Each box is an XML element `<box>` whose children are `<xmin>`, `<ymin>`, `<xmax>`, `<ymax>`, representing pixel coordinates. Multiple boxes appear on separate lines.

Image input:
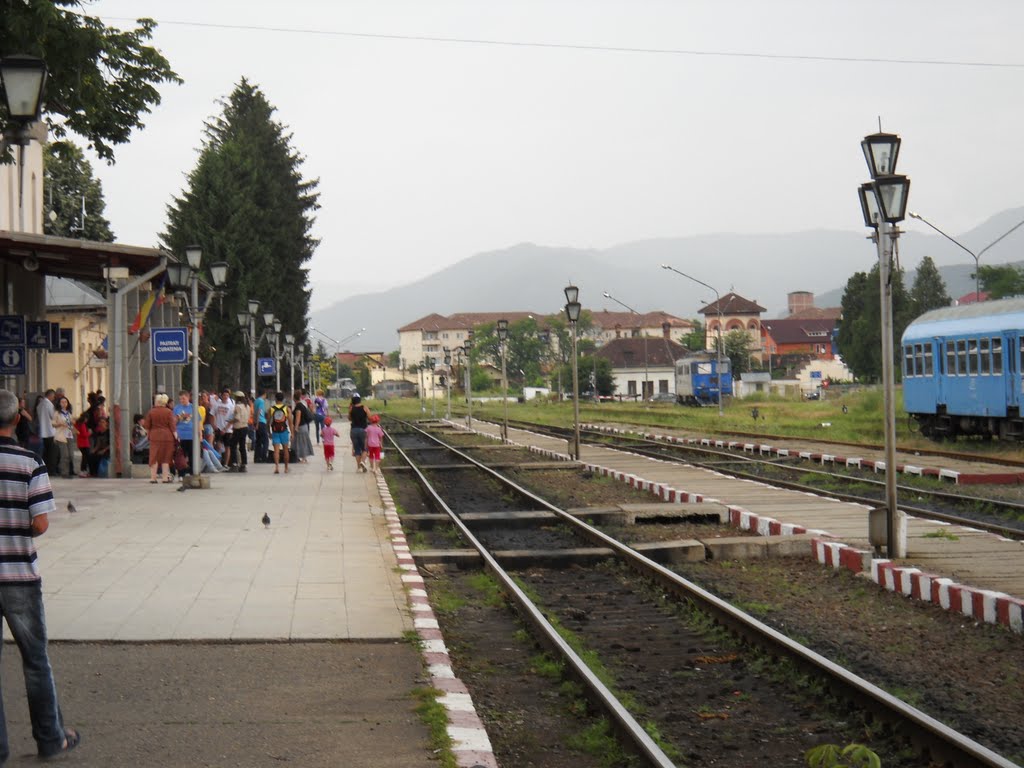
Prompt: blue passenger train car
<box><xmin>674</xmin><ymin>353</ymin><xmax>732</xmax><ymax>406</ymax></box>
<box><xmin>901</xmin><ymin>297</ymin><xmax>1024</xmax><ymax>440</ymax></box>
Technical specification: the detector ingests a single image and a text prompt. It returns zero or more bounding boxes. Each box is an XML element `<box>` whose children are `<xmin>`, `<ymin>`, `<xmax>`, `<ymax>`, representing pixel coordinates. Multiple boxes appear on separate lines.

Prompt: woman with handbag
<box><xmin>142</xmin><ymin>393</ymin><xmax>177</xmax><ymax>483</ymax></box>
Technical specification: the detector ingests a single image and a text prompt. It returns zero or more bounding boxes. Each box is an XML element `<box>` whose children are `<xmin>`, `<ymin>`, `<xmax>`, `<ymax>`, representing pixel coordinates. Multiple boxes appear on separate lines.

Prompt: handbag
<box><xmin>173</xmin><ymin>444</ymin><xmax>189</xmax><ymax>473</ymax></box>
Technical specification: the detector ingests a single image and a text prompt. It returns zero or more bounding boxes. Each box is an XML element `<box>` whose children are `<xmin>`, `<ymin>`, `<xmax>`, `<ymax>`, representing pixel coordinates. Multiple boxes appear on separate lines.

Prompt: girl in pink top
<box><xmin>320</xmin><ymin>416</ymin><xmax>339</xmax><ymax>471</ymax></box>
<box><xmin>365</xmin><ymin>414</ymin><xmax>385</xmax><ymax>473</ymax></box>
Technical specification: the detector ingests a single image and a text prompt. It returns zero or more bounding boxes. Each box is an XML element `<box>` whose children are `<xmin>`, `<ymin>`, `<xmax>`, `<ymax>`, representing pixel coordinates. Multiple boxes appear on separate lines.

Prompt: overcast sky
<box><xmin>83</xmin><ymin>1</ymin><xmax>1024</xmax><ymax>310</ymax></box>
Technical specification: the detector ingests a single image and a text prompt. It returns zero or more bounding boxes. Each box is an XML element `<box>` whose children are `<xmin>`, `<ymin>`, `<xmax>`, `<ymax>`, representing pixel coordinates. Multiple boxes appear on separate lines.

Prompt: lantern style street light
<box><xmin>464</xmin><ymin>331</ymin><xmax>474</xmax><ymax>429</ymax></box>
<box><xmin>164</xmin><ymin>245</ymin><xmax>228</xmax><ymax>485</ymax></box>
<box><xmin>859</xmin><ymin>130</ymin><xmax>910</xmax><ymax>558</ymax></box>
<box><xmin>564</xmin><ymin>285</ymin><xmax>581</xmax><ymax>461</ymax></box>
<box><xmin>284</xmin><ymin>333</ymin><xmax>296</xmax><ymax>393</ymax></box>
<box><xmin>660</xmin><ymin>265</ymin><xmax>725</xmax><ymax>416</ymax></box>
<box><xmin>497</xmin><ymin>318</ymin><xmax>510</xmax><ymax>441</ymax></box>
<box><xmin>237</xmin><ymin>299</ymin><xmax>277</xmax><ymax>396</ymax></box>
<box><xmin>0</xmin><ymin>55</ymin><xmax>48</xmax><ymax>232</ymax></box>
<box><xmin>443</xmin><ymin>348</ymin><xmax>452</xmax><ymax>419</ymax></box>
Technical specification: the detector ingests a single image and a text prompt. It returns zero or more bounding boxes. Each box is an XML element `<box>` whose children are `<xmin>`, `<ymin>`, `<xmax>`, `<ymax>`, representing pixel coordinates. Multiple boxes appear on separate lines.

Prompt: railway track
<box><xmin>501</xmin><ymin>417</ymin><xmax>1024</xmax><ymax>541</ymax></box>
<box><xmin>386</xmin><ymin>418</ymin><xmax>1019</xmax><ymax>768</ymax></box>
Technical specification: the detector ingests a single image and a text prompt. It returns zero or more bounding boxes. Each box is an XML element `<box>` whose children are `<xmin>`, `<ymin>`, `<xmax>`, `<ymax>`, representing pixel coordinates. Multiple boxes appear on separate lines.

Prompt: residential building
<box><xmin>589</xmin><ymin>310</ymin><xmax>694</xmax><ymax>346</ymax></box>
<box><xmin>594</xmin><ymin>337</ymin><xmax>689</xmax><ymax>400</ymax></box>
<box><xmin>698</xmin><ymin>293</ymin><xmax>766</xmax><ymax>362</ymax></box>
<box><xmin>44</xmin><ymin>277</ymin><xmax>108</xmax><ymax>412</ymax></box>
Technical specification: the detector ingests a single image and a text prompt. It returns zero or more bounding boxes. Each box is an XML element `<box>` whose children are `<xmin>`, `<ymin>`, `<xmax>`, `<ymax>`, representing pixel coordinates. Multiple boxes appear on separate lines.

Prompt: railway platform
<box><xmin>0</xmin><ymin>447</ymin><xmax>452</xmax><ymax>767</ymax></box>
<box><xmin>587</xmin><ymin>421</ymin><xmax>1024</xmax><ymax>484</ymax></box>
<box><xmin>462</xmin><ymin>419</ymin><xmax>1024</xmax><ymax>634</ymax></box>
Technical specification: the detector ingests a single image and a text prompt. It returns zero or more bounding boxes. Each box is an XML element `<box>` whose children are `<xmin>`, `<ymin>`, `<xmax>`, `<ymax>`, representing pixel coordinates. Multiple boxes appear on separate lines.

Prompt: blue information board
<box><xmin>26</xmin><ymin>321</ymin><xmax>50</xmax><ymax>349</ymax></box>
<box><xmin>258</xmin><ymin>357</ymin><xmax>276</xmax><ymax>376</ymax></box>
<box><xmin>0</xmin><ymin>347</ymin><xmax>26</xmax><ymax>375</ymax></box>
<box><xmin>151</xmin><ymin>327</ymin><xmax>189</xmax><ymax>365</ymax></box>
<box><xmin>55</xmin><ymin>328</ymin><xmax>74</xmax><ymax>354</ymax></box>
<box><xmin>0</xmin><ymin>316</ymin><xmax>25</xmax><ymax>345</ymax></box>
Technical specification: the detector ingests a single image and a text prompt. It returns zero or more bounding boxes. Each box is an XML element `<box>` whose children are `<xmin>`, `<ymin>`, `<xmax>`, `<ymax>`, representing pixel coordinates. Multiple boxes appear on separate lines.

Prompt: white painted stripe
<box><xmin>441</xmin><ymin>692</ymin><xmax>476</xmax><ymax>712</ymax></box>
<box><xmin>447</xmin><ymin>726</ymin><xmax>493</xmax><ymax>752</ymax></box>
<box><xmin>414</xmin><ymin>617</ymin><xmax>439</xmax><ymax>629</ymax></box>
<box><xmin>429</xmin><ymin>664</ymin><xmax>455</xmax><ymax>679</ymax></box>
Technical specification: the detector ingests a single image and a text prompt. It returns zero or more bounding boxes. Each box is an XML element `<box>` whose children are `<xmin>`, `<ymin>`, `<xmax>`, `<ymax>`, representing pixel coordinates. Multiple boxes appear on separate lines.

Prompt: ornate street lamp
<box><xmin>564</xmin><ymin>285</ymin><xmax>581</xmax><ymax>461</ymax></box>
<box><xmin>464</xmin><ymin>331</ymin><xmax>474</xmax><ymax>429</ymax></box>
<box><xmin>0</xmin><ymin>55</ymin><xmax>48</xmax><ymax>233</ymax></box>
<box><xmin>497</xmin><ymin>318</ymin><xmax>509</xmax><ymax>441</ymax></box>
<box><xmin>858</xmin><ymin>130</ymin><xmax>909</xmax><ymax>558</ymax></box>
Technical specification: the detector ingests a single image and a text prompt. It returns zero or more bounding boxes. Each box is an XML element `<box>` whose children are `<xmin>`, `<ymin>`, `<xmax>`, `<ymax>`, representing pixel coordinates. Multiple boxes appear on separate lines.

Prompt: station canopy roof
<box><xmin>0</xmin><ymin>230</ymin><xmax>166</xmax><ymax>282</ymax></box>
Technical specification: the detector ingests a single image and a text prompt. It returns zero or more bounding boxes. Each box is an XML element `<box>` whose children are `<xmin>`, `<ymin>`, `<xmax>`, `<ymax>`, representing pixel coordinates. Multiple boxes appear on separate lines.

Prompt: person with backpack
<box><xmin>313</xmin><ymin>389</ymin><xmax>328</xmax><ymax>444</ymax></box>
<box><xmin>291</xmin><ymin>390</ymin><xmax>314</xmax><ymax>463</ymax></box>
<box><xmin>268</xmin><ymin>391</ymin><xmax>291</xmax><ymax>475</ymax></box>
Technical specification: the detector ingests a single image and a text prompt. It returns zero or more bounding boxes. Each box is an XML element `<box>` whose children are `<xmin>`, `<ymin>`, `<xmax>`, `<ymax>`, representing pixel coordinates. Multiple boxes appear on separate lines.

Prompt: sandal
<box><xmin>40</xmin><ymin>727</ymin><xmax>81</xmax><ymax>759</ymax></box>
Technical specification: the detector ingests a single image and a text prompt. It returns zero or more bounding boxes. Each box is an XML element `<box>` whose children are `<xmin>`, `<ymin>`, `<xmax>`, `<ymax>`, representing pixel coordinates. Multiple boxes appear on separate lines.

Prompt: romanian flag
<box><xmin>129</xmin><ymin>274</ymin><xmax>166</xmax><ymax>335</ymax></box>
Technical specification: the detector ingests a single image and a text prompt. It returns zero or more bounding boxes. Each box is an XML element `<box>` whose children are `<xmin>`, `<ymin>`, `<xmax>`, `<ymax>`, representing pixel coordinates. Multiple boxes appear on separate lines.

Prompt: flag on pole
<box><xmin>129</xmin><ymin>274</ymin><xmax>166</xmax><ymax>335</ymax></box>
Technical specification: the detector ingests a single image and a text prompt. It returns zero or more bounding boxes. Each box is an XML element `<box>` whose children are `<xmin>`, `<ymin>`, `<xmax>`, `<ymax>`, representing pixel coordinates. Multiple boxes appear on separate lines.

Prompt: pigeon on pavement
<box><xmin>66</xmin><ymin>501</ymin><xmax>77</xmax><ymax>514</ymax></box>
<box><xmin>261</xmin><ymin>512</ymin><xmax>271</xmax><ymax>528</ymax></box>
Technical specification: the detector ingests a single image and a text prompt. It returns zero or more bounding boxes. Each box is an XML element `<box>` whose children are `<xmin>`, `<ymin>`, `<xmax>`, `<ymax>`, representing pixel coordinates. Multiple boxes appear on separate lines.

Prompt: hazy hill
<box><xmin>311</xmin><ymin>207</ymin><xmax>1024</xmax><ymax>352</ymax></box>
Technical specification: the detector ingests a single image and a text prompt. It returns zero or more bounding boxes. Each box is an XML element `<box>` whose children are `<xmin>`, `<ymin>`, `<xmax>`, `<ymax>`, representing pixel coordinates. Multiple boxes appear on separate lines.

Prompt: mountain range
<box><xmin>310</xmin><ymin>207</ymin><xmax>1024</xmax><ymax>352</ymax></box>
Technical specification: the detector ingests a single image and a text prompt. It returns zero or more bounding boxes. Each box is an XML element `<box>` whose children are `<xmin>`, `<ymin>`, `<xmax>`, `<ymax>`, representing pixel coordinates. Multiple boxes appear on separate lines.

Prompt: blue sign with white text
<box><xmin>151</xmin><ymin>327</ymin><xmax>189</xmax><ymax>365</ymax></box>
<box><xmin>55</xmin><ymin>328</ymin><xmax>74</xmax><ymax>353</ymax></box>
<box><xmin>258</xmin><ymin>357</ymin><xmax>276</xmax><ymax>376</ymax></box>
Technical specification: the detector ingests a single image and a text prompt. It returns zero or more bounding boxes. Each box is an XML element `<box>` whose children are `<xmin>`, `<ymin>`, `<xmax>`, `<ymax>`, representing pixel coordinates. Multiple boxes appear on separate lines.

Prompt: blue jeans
<box><xmin>0</xmin><ymin>581</ymin><xmax>65</xmax><ymax>760</ymax></box>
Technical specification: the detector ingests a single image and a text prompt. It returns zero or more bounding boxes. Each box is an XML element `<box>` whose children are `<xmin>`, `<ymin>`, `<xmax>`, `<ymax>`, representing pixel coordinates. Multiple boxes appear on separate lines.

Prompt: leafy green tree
<box><xmin>557</xmin><ymin>355</ymin><xmax>614</xmax><ymax>397</ymax></box>
<box><xmin>909</xmin><ymin>255</ymin><xmax>950</xmax><ymax>316</ymax></box>
<box><xmin>162</xmin><ymin>79</ymin><xmax>319</xmax><ymax>388</ymax></box>
<box><xmin>977</xmin><ymin>264</ymin><xmax>1024</xmax><ymax>299</ymax></box>
<box><xmin>683</xmin><ymin>320</ymin><xmax>704</xmax><ymax>351</ymax></box>
<box><xmin>836</xmin><ymin>263</ymin><xmax>911</xmax><ymax>382</ymax></box>
<box><xmin>1</xmin><ymin>0</ymin><xmax>180</xmax><ymax>161</ymax></box>
<box><xmin>42</xmin><ymin>140</ymin><xmax>114</xmax><ymax>240</ymax></box>
<box><xmin>723</xmin><ymin>329</ymin><xmax>752</xmax><ymax>375</ymax></box>
<box><xmin>387</xmin><ymin>350</ymin><xmax>401</xmax><ymax>368</ymax></box>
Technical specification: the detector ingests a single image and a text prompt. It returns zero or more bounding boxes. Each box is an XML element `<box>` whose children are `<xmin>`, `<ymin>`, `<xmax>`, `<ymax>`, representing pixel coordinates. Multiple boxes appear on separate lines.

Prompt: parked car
<box><xmin>647</xmin><ymin>392</ymin><xmax>678</xmax><ymax>403</ymax></box>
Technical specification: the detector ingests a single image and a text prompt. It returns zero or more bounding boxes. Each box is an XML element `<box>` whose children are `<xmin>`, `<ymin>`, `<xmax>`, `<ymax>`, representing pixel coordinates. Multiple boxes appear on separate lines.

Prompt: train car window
<box><xmin>917</xmin><ymin>344</ymin><xmax>926</xmax><ymax>376</ymax></box>
<box><xmin>924</xmin><ymin>344</ymin><xmax>934</xmax><ymax>376</ymax></box>
<box><xmin>946</xmin><ymin>340</ymin><xmax>956</xmax><ymax>375</ymax></box>
<box><xmin>980</xmin><ymin>338</ymin><xmax>991</xmax><ymax>374</ymax></box>
<box><xmin>957</xmin><ymin>339</ymin><xmax>969</xmax><ymax>375</ymax></box>
<box><xmin>967</xmin><ymin>339</ymin><xmax>978</xmax><ymax>374</ymax></box>
<box><xmin>903</xmin><ymin>345</ymin><xmax>913</xmax><ymax>377</ymax></box>
<box><xmin>992</xmin><ymin>338</ymin><xmax>1002</xmax><ymax>374</ymax></box>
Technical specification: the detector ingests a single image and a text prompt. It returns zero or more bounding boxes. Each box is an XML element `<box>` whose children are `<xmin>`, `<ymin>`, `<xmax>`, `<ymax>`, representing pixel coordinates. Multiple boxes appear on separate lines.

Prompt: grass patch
<box><xmin>922</xmin><ymin>528</ymin><xmax>960</xmax><ymax>541</ymax></box>
<box><xmin>411</xmin><ymin>687</ymin><xmax>456</xmax><ymax>768</ymax></box>
<box><xmin>465</xmin><ymin>571</ymin><xmax>507</xmax><ymax>608</ymax></box>
<box><xmin>565</xmin><ymin>718</ymin><xmax>638</xmax><ymax>768</ymax></box>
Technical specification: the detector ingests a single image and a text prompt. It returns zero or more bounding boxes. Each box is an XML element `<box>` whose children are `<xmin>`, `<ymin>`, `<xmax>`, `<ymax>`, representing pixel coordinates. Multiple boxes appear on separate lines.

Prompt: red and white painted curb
<box><xmin>375</xmin><ymin>472</ymin><xmax>498</xmax><ymax>768</ymax></box>
<box><xmin>456</xmin><ymin>419</ymin><xmax>1024</xmax><ymax>634</ymax></box>
<box><xmin>581</xmin><ymin>422</ymin><xmax>1024</xmax><ymax>486</ymax></box>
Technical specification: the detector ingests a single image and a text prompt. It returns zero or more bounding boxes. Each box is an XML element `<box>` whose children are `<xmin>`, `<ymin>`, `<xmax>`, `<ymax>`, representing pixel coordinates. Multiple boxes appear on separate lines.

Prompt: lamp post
<box><xmin>236</xmin><ymin>299</ymin><xmax>273</xmax><ymax>396</ymax></box>
<box><xmin>309</xmin><ymin>326</ymin><xmax>365</xmax><ymax>393</ymax></box>
<box><xmin>603</xmin><ymin>292</ymin><xmax>648</xmax><ymax>400</ymax></box>
<box><xmin>907</xmin><ymin>211</ymin><xmax>1024</xmax><ymax>303</ymax></box>
<box><xmin>165</xmin><ymin>245</ymin><xmax>228</xmax><ymax>482</ymax></box>
<box><xmin>443</xmin><ymin>348</ymin><xmax>452</xmax><ymax>419</ymax></box>
<box><xmin>464</xmin><ymin>331</ymin><xmax>474</xmax><ymax>428</ymax></box>
<box><xmin>0</xmin><ymin>55</ymin><xmax>48</xmax><ymax>233</ymax></box>
<box><xmin>284</xmin><ymin>333</ymin><xmax>296</xmax><ymax>393</ymax></box>
<box><xmin>858</xmin><ymin>131</ymin><xmax>911</xmax><ymax>559</ymax></box>
<box><xmin>497</xmin><ymin>319</ymin><xmax>510</xmax><ymax>440</ymax></box>
<box><xmin>660</xmin><ymin>265</ymin><xmax>725</xmax><ymax>416</ymax></box>
<box><xmin>564</xmin><ymin>285</ymin><xmax>581</xmax><ymax>461</ymax></box>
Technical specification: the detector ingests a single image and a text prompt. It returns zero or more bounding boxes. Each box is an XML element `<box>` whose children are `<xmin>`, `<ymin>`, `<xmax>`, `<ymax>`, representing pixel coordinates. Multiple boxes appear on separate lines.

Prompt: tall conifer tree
<box><xmin>162</xmin><ymin>79</ymin><xmax>319</xmax><ymax>387</ymax></box>
<box><xmin>909</xmin><ymin>256</ymin><xmax>951</xmax><ymax>316</ymax></box>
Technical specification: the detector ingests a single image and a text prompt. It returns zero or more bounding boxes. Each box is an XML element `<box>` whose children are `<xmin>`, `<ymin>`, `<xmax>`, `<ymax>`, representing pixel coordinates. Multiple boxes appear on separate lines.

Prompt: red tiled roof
<box><xmin>397</xmin><ymin>313</ymin><xmax>467</xmax><ymax>333</ymax></box>
<box><xmin>595</xmin><ymin>337</ymin><xmax>689</xmax><ymax>367</ymax></box>
<box><xmin>590</xmin><ymin>309</ymin><xmax>694</xmax><ymax>331</ymax></box>
<box><xmin>761</xmin><ymin>317</ymin><xmax>836</xmax><ymax>344</ymax></box>
<box><xmin>699</xmin><ymin>293</ymin><xmax>765</xmax><ymax>315</ymax></box>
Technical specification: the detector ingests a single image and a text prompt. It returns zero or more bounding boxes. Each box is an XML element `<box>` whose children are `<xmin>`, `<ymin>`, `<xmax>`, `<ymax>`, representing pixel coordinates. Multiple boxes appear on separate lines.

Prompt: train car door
<box><xmin>1007</xmin><ymin>332</ymin><xmax>1019</xmax><ymax>411</ymax></box>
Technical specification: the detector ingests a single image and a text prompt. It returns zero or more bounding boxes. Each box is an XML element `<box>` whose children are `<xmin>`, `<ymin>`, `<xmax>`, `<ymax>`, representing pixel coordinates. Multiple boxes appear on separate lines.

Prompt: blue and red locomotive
<box><xmin>674</xmin><ymin>352</ymin><xmax>732</xmax><ymax>406</ymax></box>
<box><xmin>901</xmin><ymin>297</ymin><xmax>1024</xmax><ymax>440</ymax></box>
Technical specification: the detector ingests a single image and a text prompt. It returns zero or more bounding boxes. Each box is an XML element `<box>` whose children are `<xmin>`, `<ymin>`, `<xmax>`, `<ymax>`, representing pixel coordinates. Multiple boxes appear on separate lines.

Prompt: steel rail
<box><xmin>385</xmin><ymin>422</ymin><xmax>677</xmax><ymax>768</ymax></box>
<box><xmin>395</xmin><ymin>419</ymin><xmax>1020</xmax><ymax>768</ymax></box>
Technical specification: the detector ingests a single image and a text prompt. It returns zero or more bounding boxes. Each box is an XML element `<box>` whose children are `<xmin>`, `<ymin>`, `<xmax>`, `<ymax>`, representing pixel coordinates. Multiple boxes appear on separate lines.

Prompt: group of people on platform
<box><xmin>134</xmin><ymin>387</ymin><xmax>384</xmax><ymax>481</ymax></box>
<box><xmin>14</xmin><ymin>388</ymin><xmax>111</xmax><ymax>478</ymax></box>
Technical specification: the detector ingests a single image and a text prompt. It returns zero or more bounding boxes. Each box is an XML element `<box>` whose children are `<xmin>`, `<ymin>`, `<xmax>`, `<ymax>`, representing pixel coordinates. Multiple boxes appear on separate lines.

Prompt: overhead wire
<box><xmin>98</xmin><ymin>16</ymin><xmax>1024</xmax><ymax>70</ymax></box>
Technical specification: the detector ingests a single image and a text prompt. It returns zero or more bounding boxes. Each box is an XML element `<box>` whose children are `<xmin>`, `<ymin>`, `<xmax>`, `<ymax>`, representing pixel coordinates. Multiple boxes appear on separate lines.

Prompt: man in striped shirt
<box><xmin>0</xmin><ymin>389</ymin><xmax>80</xmax><ymax>760</ymax></box>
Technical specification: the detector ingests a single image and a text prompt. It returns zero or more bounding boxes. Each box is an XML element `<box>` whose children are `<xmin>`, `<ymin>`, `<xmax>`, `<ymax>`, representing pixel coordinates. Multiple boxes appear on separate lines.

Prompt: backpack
<box><xmin>270</xmin><ymin>405</ymin><xmax>289</xmax><ymax>433</ymax></box>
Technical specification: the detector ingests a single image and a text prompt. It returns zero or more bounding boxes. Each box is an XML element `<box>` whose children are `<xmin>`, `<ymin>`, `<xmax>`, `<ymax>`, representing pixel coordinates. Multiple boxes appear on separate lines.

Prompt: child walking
<box><xmin>320</xmin><ymin>416</ymin><xmax>339</xmax><ymax>470</ymax></box>
<box><xmin>365</xmin><ymin>414</ymin><xmax>385</xmax><ymax>473</ymax></box>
